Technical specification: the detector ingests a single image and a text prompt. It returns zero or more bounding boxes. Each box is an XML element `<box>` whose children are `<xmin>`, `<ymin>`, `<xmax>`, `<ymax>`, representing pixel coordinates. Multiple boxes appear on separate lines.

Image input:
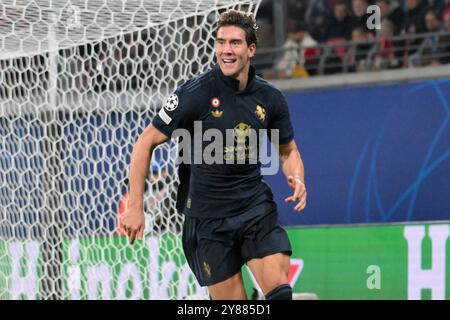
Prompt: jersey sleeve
<box><xmin>268</xmin><ymin>91</ymin><xmax>294</xmax><ymax>145</ymax></box>
<box><xmin>152</xmin><ymin>86</ymin><xmax>198</xmax><ymax>137</ymax></box>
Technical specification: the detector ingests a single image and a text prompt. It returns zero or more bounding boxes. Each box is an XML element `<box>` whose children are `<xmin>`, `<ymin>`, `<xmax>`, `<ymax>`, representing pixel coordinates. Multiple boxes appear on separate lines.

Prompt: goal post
<box><xmin>0</xmin><ymin>0</ymin><xmax>261</xmax><ymax>300</ymax></box>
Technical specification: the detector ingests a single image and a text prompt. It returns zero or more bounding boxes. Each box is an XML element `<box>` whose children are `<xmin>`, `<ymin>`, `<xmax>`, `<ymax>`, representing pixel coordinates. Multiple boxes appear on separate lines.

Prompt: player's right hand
<box><xmin>120</xmin><ymin>206</ymin><xmax>145</xmax><ymax>245</ymax></box>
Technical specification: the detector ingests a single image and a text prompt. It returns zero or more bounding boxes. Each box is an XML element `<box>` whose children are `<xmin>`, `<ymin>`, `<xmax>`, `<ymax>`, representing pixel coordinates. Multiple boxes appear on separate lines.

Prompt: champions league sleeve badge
<box><xmin>158</xmin><ymin>94</ymin><xmax>179</xmax><ymax>125</ymax></box>
<box><xmin>164</xmin><ymin>94</ymin><xmax>179</xmax><ymax>111</ymax></box>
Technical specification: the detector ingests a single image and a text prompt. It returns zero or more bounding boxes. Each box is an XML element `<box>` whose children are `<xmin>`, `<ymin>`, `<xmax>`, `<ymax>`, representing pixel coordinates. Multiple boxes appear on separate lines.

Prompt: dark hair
<box><xmin>217</xmin><ymin>10</ymin><xmax>258</xmax><ymax>46</ymax></box>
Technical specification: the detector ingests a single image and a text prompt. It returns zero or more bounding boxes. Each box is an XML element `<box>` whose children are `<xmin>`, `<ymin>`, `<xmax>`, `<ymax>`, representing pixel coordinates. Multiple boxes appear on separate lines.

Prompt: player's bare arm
<box><xmin>279</xmin><ymin>140</ymin><xmax>307</xmax><ymax>212</ymax></box>
<box><xmin>121</xmin><ymin>124</ymin><xmax>169</xmax><ymax>244</ymax></box>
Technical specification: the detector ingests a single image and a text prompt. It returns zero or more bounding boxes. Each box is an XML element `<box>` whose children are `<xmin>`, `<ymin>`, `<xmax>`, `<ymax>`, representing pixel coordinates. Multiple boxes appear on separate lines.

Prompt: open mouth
<box><xmin>222</xmin><ymin>58</ymin><xmax>237</xmax><ymax>65</ymax></box>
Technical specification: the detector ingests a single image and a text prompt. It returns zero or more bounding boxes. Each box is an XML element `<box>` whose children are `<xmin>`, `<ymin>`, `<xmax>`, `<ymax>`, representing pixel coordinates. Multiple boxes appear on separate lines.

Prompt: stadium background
<box><xmin>0</xmin><ymin>0</ymin><xmax>449</xmax><ymax>300</ymax></box>
<box><xmin>261</xmin><ymin>79</ymin><xmax>450</xmax><ymax>300</ymax></box>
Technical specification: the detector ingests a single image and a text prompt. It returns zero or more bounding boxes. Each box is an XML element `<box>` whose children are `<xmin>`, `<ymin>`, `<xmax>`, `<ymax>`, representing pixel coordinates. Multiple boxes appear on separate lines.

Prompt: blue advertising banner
<box><xmin>266</xmin><ymin>79</ymin><xmax>450</xmax><ymax>226</ymax></box>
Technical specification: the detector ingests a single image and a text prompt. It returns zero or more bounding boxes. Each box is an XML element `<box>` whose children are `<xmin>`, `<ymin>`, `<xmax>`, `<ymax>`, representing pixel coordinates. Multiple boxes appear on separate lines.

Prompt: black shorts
<box><xmin>182</xmin><ymin>200</ymin><xmax>292</xmax><ymax>287</ymax></box>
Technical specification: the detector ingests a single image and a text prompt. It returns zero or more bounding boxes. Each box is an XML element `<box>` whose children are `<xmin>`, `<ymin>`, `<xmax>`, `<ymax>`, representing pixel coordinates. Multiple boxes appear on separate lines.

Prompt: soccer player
<box><xmin>121</xmin><ymin>10</ymin><xmax>307</xmax><ymax>300</ymax></box>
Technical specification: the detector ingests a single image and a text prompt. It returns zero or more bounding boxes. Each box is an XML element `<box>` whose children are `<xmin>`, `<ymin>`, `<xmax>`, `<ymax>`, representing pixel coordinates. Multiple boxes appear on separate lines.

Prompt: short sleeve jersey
<box><xmin>152</xmin><ymin>64</ymin><xmax>294</xmax><ymax>218</ymax></box>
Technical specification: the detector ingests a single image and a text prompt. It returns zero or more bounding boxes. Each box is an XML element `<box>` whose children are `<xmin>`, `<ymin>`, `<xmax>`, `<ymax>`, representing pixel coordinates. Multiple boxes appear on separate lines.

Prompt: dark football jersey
<box><xmin>152</xmin><ymin>64</ymin><xmax>294</xmax><ymax>218</ymax></box>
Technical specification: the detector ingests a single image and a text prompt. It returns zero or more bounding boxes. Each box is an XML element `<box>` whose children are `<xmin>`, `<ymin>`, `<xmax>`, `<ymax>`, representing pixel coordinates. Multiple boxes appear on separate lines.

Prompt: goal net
<box><xmin>0</xmin><ymin>0</ymin><xmax>261</xmax><ymax>300</ymax></box>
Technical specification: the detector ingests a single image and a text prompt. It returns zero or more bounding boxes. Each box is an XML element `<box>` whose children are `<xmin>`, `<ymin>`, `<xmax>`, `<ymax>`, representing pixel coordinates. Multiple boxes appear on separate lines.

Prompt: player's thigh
<box><xmin>182</xmin><ymin>215</ymin><xmax>245</xmax><ymax>290</ymax></box>
<box><xmin>241</xmin><ymin>204</ymin><xmax>292</xmax><ymax>294</ymax></box>
<box><xmin>207</xmin><ymin>271</ymin><xmax>247</xmax><ymax>300</ymax></box>
<box><xmin>246</xmin><ymin>252</ymin><xmax>290</xmax><ymax>295</ymax></box>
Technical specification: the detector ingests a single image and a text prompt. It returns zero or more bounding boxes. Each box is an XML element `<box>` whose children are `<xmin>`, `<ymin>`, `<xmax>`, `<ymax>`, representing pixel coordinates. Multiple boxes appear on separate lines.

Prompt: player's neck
<box><xmin>235</xmin><ymin>63</ymin><xmax>250</xmax><ymax>92</ymax></box>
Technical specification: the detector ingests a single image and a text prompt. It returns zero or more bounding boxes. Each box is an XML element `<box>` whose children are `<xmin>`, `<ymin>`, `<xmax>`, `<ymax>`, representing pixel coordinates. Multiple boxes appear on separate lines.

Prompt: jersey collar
<box><xmin>213</xmin><ymin>63</ymin><xmax>256</xmax><ymax>93</ymax></box>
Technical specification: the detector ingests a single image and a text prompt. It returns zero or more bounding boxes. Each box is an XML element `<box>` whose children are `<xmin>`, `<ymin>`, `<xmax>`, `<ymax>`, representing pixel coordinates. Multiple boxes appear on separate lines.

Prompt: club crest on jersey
<box><xmin>211</xmin><ymin>97</ymin><xmax>221</xmax><ymax>108</ymax></box>
<box><xmin>255</xmin><ymin>104</ymin><xmax>266</xmax><ymax>122</ymax></box>
<box><xmin>164</xmin><ymin>94</ymin><xmax>179</xmax><ymax>111</ymax></box>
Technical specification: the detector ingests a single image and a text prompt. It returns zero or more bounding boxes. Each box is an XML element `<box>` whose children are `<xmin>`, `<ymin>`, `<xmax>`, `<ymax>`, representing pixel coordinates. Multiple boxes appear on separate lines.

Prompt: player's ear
<box><xmin>248</xmin><ymin>43</ymin><xmax>256</xmax><ymax>58</ymax></box>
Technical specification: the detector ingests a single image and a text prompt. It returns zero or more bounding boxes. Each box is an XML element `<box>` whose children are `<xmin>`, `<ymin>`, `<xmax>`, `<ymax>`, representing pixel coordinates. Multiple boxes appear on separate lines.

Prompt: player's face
<box><xmin>215</xmin><ymin>26</ymin><xmax>256</xmax><ymax>78</ymax></box>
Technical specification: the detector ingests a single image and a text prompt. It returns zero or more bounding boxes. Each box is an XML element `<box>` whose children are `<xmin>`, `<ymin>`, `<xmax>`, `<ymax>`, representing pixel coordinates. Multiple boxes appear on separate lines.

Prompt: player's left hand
<box><xmin>284</xmin><ymin>176</ymin><xmax>307</xmax><ymax>212</ymax></box>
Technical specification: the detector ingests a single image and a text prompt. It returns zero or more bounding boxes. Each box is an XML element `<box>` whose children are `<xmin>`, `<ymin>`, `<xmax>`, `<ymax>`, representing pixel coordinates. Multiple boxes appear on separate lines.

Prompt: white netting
<box><xmin>0</xmin><ymin>0</ymin><xmax>261</xmax><ymax>300</ymax></box>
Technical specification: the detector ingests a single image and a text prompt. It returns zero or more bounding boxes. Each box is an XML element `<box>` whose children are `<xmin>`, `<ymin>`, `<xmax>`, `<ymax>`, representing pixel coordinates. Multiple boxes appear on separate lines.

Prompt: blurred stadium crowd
<box><xmin>2</xmin><ymin>0</ymin><xmax>449</xmax><ymax>96</ymax></box>
<box><xmin>254</xmin><ymin>0</ymin><xmax>450</xmax><ymax>77</ymax></box>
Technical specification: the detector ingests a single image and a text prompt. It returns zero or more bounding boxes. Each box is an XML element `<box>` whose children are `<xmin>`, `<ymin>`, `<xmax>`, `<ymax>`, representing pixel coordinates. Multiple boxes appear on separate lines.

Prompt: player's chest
<box><xmin>199</xmin><ymin>92</ymin><xmax>269</xmax><ymax>132</ymax></box>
